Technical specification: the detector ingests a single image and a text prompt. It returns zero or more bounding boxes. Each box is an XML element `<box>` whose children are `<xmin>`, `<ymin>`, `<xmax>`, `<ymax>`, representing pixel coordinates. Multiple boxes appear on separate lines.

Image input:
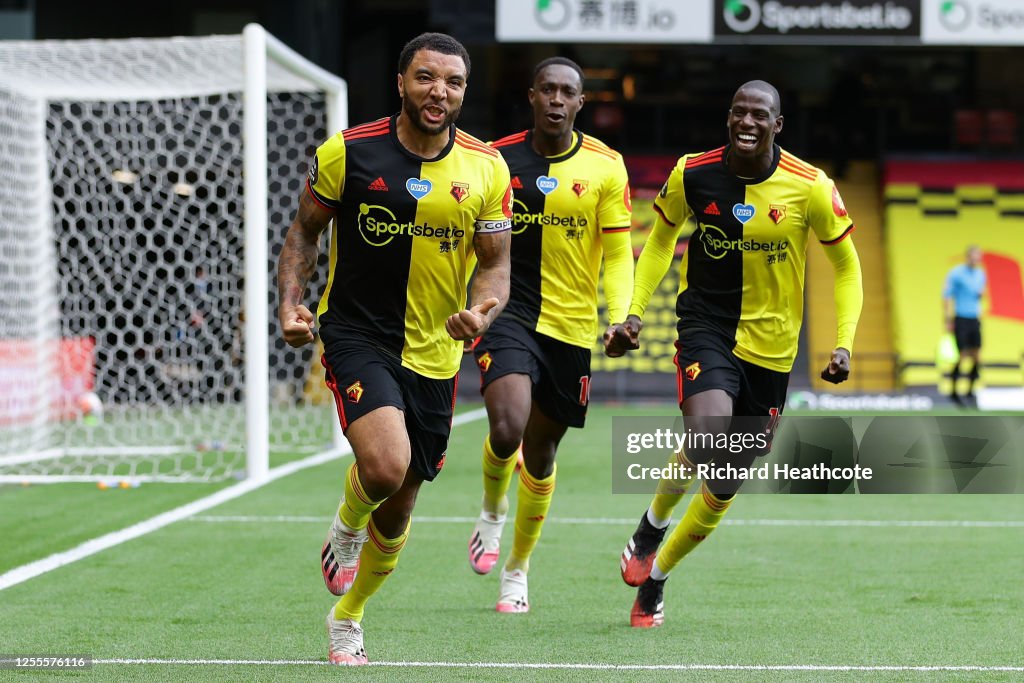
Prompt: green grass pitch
<box><xmin>0</xmin><ymin>404</ymin><xmax>1021</xmax><ymax>682</ymax></box>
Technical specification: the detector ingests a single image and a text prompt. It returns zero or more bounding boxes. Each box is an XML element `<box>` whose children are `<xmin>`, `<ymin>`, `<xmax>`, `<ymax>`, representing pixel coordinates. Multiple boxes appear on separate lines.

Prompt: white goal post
<box><xmin>0</xmin><ymin>25</ymin><xmax>347</xmax><ymax>483</ymax></box>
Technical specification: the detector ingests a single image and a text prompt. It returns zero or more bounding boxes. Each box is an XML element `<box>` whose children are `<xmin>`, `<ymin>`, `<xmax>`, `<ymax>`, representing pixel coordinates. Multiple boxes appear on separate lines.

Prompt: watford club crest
<box><xmin>477</xmin><ymin>352</ymin><xmax>493</xmax><ymax>373</ymax></box>
<box><xmin>768</xmin><ymin>204</ymin><xmax>787</xmax><ymax>224</ymax></box>
<box><xmin>832</xmin><ymin>185</ymin><xmax>848</xmax><ymax>217</ymax></box>
<box><xmin>684</xmin><ymin>362</ymin><xmax>702</xmax><ymax>382</ymax></box>
<box><xmin>450</xmin><ymin>181</ymin><xmax>470</xmax><ymax>204</ymax></box>
<box><xmin>345</xmin><ymin>380</ymin><xmax>364</xmax><ymax>403</ymax></box>
<box><xmin>572</xmin><ymin>179</ymin><xmax>589</xmax><ymax>198</ymax></box>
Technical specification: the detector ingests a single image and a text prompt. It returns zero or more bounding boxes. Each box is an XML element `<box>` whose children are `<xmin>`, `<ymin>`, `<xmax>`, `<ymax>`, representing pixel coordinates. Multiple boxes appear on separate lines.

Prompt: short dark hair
<box><xmin>533</xmin><ymin>57</ymin><xmax>585</xmax><ymax>88</ymax></box>
<box><xmin>736</xmin><ymin>79</ymin><xmax>782</xmax><ymax>116</ymax></box>
<box><xmin>398</xmin><ymin>33</ymin><xmax>471</xmax><ymax>78</ymax></box>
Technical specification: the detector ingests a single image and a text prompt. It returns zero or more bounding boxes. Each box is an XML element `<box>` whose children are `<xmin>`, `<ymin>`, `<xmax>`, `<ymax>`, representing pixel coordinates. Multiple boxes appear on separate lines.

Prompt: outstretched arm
<box><xmin>820</xmin><ymin>236</ymin><xmax>863</xmax><ymax>383</ymax></box>
<box><xmin>604</xmin><ymin>213</ymin><xmax>681</xmax><ymax>357</ymax></box>
<box><xmin>628</xmin><ymin>213</ymin><xmax>682</xmax><ymax>320</ymax></box>
<box><xmin>446</xmin><ymin>229</ymin><xmax>511</xmax><ymax>341</ymax></box>
<box><xmin>599</xmin><ymin>228</ymin><xmax>635</xmax><ymax>357</ymax></box>
<box><xmin>277</xmin><ymin>191</ymin><xmax>335</xmax><ymax>347</ymax></box>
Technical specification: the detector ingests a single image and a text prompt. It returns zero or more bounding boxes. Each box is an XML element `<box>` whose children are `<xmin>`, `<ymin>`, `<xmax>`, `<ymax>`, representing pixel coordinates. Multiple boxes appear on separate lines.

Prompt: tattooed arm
<box><xmin>277</xmin><ymin>190</ymin><xmax>335</xmax><ymax>348</ymax></box>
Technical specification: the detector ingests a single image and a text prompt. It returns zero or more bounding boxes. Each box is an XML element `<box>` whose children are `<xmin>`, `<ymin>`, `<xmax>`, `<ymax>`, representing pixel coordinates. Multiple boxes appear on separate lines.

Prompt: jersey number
<box><xmin>765</xmin><ymin>407</ymin><xmax>782</xmax><ymax>448</ymax></box>
<box><xmin>578</xmin><ymin>376</ymin><xmax>592</xmax><ymax>406</ymax></box>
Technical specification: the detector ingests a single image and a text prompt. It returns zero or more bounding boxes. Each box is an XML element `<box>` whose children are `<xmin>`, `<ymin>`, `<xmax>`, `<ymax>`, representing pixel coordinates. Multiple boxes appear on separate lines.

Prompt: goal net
<box><xmin>0</xmin><ymin>26</ymin><xmax>347</xmax><ymax>483</ymax></box>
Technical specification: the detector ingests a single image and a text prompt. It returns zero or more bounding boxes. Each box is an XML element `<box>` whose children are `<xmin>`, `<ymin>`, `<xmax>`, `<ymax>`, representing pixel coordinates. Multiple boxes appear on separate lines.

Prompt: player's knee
<box><xmin>678</xmin><ymin>414</ymin><xmax>727</xmax><ymax>465</ymax></box>
<box><xmin>682</xmin><ymin>447</ymin><xmax>714</xmax><ymax>466</ymax></box>
<box><xmin>488</xmin><ymin>418</ymin><xmax>525</xmax><ymax>458</ymax></box>
<box><xmin>356</xmin><ymin>453</ymin><xmax>409</xmax><ymax>499</ymax></box>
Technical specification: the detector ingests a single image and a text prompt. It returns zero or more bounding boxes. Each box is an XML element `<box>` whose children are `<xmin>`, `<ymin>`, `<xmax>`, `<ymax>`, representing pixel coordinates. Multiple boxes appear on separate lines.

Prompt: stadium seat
<box><xmin>953</xmin><ymin>109</ymin><xmax>983</xmax><ymax>149</ymax></box>
<box><xmin>986</xmin><ymin>109</ymin><xmax>1018</xmax><ymax>150</ymax></box>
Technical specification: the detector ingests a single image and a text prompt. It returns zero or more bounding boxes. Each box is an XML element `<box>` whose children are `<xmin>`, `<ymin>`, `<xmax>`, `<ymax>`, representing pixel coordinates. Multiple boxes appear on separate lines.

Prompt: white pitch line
<box><xmin>0</xmin><ymin>407</ymin><xmax>489</xmax><ymax>592</ymax></box>
<box><xmin>90</xmin><ymin>659</ymin><xmax>1024</xmax><ymax>672</ymax></box>
<box><xmin>187</xmin><ymin>515</ymin><xmax>1024</xmax><ymax>528</ymax></box>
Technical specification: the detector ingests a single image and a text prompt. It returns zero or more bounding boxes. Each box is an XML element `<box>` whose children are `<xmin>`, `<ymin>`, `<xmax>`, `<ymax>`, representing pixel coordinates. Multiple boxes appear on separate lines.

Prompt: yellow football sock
<box><xmin>654</xmin><ymin>483</ymin><xmax>732</xmax><ymax>576</ymax></box>
<box><xmin>649</xmin><ymin>449</ymin><xmax>697</xmax><ymax>524</ymax></box>
<box><xmin>333</xmin><ymin>517</ymin><xmax>409</xmax><ymax>623</ymax></box>
<box><xmin>481</xmin><ymin>434</ymin><xmax>517</xmax><ymax>516</ymax></box>
<box><xmin>505</xmin><ymin>463</ymin><xmax>556</xmax><ymax>573</ymax></box>
<box><xmin>338</xmin><ymin>462</ymin><xmax>382</xmax><ymax>531</ymax></box>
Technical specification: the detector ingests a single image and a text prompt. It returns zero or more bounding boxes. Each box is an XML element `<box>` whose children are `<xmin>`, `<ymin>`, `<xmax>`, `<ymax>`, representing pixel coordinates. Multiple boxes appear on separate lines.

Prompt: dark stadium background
<box><xmin>7</xmin><ymin>0</ymin><xmax>1021</xmax><ymax>402</ymax></box>
<box><xmin>14</xmin><ymin>0</ymin><xmax>1020</xmax><ymax>156</ymax></box>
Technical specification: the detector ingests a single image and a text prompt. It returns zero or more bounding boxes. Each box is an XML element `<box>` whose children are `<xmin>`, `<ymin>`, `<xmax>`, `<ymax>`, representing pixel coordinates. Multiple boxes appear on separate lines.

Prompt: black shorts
<box><xmin>320</xmin><ymin>335</ymin><xmax>457</xmax><ymax>482</ymax></box>
<box><xmin>473</xmin><ymin>316</ymin><xmax>591</xmax><ymax>428</ymax></box>
<box><xmin>674</xmin><ymin>325</ymin><xmax>789</xmax><ymax>455</ymax></box>
<box><xmin>953</xmin><ymin>316</ymin><xmax>982</xmax><ymax>351</ymax></box>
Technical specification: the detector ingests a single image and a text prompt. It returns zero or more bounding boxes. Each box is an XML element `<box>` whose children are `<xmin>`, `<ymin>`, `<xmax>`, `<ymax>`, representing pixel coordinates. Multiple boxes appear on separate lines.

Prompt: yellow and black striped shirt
<box><xmin>492</xmin><ymin>130</ymin><xmax>633</xmax><ymax>348</ymax></box>
<box><xmin>308</xmin><ymin>115</ymin><xmax>512</xmax><ymax>379</ymax></box>
<box><xmin>631</xmin><ymin>144</ymin><xmax>854</xmax><ymax>372</ymax></box>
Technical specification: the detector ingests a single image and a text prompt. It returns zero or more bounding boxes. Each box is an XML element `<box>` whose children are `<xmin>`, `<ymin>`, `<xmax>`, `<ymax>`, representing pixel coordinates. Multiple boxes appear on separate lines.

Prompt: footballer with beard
<box><xmin>277</xmin><ymin>32</ymin><xmax>512</xmax><ymax>665</ymax></box>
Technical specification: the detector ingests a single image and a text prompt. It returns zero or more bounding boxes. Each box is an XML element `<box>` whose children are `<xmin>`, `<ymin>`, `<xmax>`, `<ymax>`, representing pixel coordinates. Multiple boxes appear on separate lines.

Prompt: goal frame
<box><xmin>0</xmin><ymin>24</ymin><xmax>347</xmax><ymax>483</ymax></box>
<box><xmin>242</xmin><ymin>24</ymin><xmax>347</xmax><ymax>481</ymax></box>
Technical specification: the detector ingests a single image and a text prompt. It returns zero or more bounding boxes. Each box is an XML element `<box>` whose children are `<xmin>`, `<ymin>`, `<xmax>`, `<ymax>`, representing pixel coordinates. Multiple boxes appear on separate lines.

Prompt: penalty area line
<box><xmin>0</xmin><ymin>407</ymin><xmax>488</xmax><ymax>592</ymax></box>
<box><xmin>91</xmin><ymin>659</ymin><xmax>1024</xmax><ymax>672</ymax></box>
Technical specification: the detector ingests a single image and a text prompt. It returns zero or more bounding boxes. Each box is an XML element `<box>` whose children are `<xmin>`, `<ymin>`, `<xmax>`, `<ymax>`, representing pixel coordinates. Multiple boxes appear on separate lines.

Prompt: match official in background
<box><xmin>608</xmin><ymin>80</ymin><xmax>863</xmax><ymax>628</ymax></box>
<box><xmin>277</xmin><ymin>33</ymin><xmax>512</xmax><ymax>665</ymax></box>
<box><xmin>466</xmin><ymin>57</ymin><xmax>634</xmax><ymax>613</ymax></box>
<box><xmin>943</xmin><ymin>245</ymin><xmax>986</xmax><ymax>405</ymax></box>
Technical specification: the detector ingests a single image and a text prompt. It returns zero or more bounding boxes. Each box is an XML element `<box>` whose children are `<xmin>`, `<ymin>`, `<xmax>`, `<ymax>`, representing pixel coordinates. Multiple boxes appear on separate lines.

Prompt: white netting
<box><xmin>0</xmin><ymin>32</ymin><xmax>342</xmax><ymax>482</ymax></box>
<box><xmin>0</xmin><ymin>89</ymin><xmax>61</xmax><ymax>463</ymax></box>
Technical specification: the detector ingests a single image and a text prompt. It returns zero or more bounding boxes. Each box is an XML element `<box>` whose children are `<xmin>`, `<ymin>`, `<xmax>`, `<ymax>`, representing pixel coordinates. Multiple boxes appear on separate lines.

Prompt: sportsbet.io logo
<box><xmin>937</xmin><ymin>0</ymin><xmax>1024</xmax><ymax>32</ymax></box>
<box><xmin>721</xmin><ymin>0</ymin><xmax>914</xmax><ymax>34</ymax></box>
<box><xmin>511</xmin><ymin>198</ymin><xmax>531</xmax><ymax>234</ymax></box>
<box><xmin>534</xmin><ymin>0</ymin><xmax>571</xmax><ymax>30</ymax></box>
<box><xmin>699</xmin><ymin>223</ymin><xmax>789</xmax><ymax>260</ymax></box>
<box><xmin>511</xmin><ymin>198</ymin><xmax>589</xmax><ymax>236</ymax></box>
<box><xmin>357</xmin><ymin>203</ymin><xmax>464</xmax><ymax>247</ymax></box>
<box><xmin>939</xmin><ymin>0</ymin><xmax>970</xmax><ymax>30</ymax></box>
<box><xmin>723</xmin><ymin>0</ymin><xmax>761</xmax><ymax>32</ymax></box>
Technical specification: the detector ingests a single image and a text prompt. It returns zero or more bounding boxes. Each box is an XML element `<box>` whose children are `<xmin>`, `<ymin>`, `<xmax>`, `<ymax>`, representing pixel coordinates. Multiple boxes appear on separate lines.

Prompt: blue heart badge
<box><xmin>536</xmin><ymin>176</ymin><xmax>559</xmax><ymax>195</ymax></box>
<box><xmin>406</xmin><ymin>178</ymin><xmax>432</xmax><ymax>200</ymax></box>
<box><xmin>732</xmin><ymin>203</ymin><xmax>755</xmax><ymax>223</ymax></box>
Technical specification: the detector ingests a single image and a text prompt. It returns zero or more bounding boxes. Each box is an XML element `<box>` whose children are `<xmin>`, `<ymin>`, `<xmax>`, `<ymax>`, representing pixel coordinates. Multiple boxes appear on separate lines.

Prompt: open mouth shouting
<box><xmin>423</xmin><ymin>104</ymin><xmax>447</xmax><ymax>126</ymax></box>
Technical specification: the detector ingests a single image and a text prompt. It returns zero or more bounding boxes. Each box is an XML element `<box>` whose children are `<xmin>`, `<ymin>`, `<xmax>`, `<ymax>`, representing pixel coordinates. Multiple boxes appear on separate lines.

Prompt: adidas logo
<box><xmin>704</xmin><ymin>201</ymin><xmax>720</xmax><ymax>215</ymax></box>
<box><xmin>368</xmin><ymin>176</ymin><xmax>388</xmax><ymax>191</ymax></box>
<box><xmin>511</xmin><ymin>176</ymin><xmax>523</xmax><ymax>189</ymax></box>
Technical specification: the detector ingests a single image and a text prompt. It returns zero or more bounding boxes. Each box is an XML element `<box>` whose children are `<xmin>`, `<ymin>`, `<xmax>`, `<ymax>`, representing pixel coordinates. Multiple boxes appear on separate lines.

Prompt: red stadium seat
<box><xmin>986</xmin><ymin>109</ymin><xmax>1019</xmax><ymax>149</ymax></box>
<box><xmin>953</xmin><ymin>109</ymin><xmax>983</xmax><ymax>148</ymax></box>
